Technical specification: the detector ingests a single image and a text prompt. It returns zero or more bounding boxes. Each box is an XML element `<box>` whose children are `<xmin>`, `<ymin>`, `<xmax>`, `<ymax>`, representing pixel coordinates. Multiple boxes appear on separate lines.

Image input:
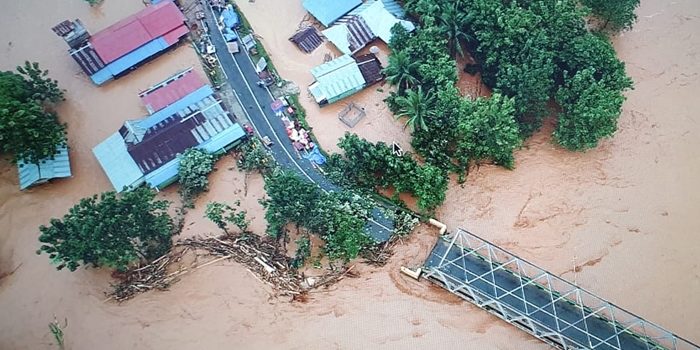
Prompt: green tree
<box><xmin>37</xmin><ymin>188</ymin><xmax>174</xmax><ymax>271</ymax></box>
<box><xmin>554</xmin><ymin>68</ymin><xmax>625</xmax><ymax>150</ymax></box>
<box><xmin>383</xmin><ymin>50</ymin><xmax>420</xmax><ymax>91</ymax></box>
<box><xmin>0</xmin><ymin>100</ymin><xmax>66</xmax><ymax>163</ymax></box>
<box><xmin>178</xmin><ymin>148</ymin><xmax>217</xmax><ymax>205</ymax></box>
<box><xmin>237</xmin><ymin>138</ymin><xmax>274</xmax><ymax>174</ymax></box>
<box><xmin>582</xmin><ymin>0</ymin><xmax>640</xmax><ymax>33</ymax></box>
<box><xmin>436</xmin><ymin>1</ymin><xmax>472</xmax><ymax>57</ymax></box>
<box><xmin>0</xmin><ymin>64</ymin><xmax>67</xmax><ymax>164</ymax></box>
<box><xmin>394</xmin><ymin>87</ymin><xmax>435</xmax><ymax>132</ymax></box>
<box><xmin>205</xmin><ymin>201</ymin><xmax>249</xmax><ymax>234</ymax></box>
<box><xmin>16</xmin><ymin>61</ymin><xmax>64</xmax><ymax>103</ymax></box>
<box><xmin>457</xmin><ymin>93</ymin><xmax>521</xmax><ymax>168</ymax></box>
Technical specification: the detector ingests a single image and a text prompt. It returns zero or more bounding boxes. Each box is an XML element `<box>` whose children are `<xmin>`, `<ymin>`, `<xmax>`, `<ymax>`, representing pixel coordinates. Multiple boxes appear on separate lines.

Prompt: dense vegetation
<box><xmin>178</xmin><ymin>148</ymin><xmax>218</xmax><ymax>206</ymax></box>
<box><xmin>0</xmin><ymin>62</ymin><xmax>66</xmax><ymax>163</ymax></box>
<box><xmin>383</xmin><ymin>0</ymin><xmax>634</xmax><ymax>177</ymax></box>
<box><xmin>205</xmin><ymin>200</ymin><xmax>250</xmax><ymax>234</ymax></box>
<box><xmin>37</xmin><ymin>188</ymin><xmax>174</xmax><ymax>271</ymax></box>
<box><xmin>261</xmin><ymin>170</ymin><xmax>374</xmax><ymax>261</ymax></box>
<box><xmin>328</xmin><ymin>133</ymin><xmax>448</xmax><ymax>212</ymax></box>
<box><xmin>582</xmin><ymin>0</ymin><xmax>641</xmax><ymax>33</ymax></box>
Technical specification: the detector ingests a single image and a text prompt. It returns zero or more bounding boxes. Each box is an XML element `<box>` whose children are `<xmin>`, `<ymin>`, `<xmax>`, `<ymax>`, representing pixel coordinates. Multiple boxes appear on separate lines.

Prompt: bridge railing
<box><xmin>423</xmin><ymin>229</ymin><xmax>699</xmax><ymax>350</ymax></box>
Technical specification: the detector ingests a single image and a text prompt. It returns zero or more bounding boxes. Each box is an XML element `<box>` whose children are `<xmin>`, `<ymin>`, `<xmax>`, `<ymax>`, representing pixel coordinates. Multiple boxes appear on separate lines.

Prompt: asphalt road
<box><xmin>202</xmin><ymin>4</ymin><xmax>394</xmax><ymax>241</ymax></box>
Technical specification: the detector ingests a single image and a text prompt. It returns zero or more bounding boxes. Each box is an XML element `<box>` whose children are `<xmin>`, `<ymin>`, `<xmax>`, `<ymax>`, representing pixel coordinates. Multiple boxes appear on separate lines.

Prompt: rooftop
<box><xmin>90</xmin><ymin>1</ymin><xmax>186</xmax><ymax>63</ymax></box>
<box><xmin>302</xmin><ymin>0</ymin><xmax>361</xmax><ymax>27</ymax></box>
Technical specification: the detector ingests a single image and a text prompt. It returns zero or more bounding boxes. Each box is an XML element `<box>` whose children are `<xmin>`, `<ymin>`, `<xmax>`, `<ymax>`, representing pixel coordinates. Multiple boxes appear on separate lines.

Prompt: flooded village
<box><xmin>1</xmin><ymin>0</ymin><xmax>699</xmax><ymax>349</ymax></box>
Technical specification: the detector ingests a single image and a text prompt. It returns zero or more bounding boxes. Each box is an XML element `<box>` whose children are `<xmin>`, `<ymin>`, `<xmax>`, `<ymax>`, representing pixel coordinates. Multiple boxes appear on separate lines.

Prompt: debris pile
<box><xmin>107</xmin><ymin>233</ymin><xmax>356</xmax><ymax>302</ymax></box>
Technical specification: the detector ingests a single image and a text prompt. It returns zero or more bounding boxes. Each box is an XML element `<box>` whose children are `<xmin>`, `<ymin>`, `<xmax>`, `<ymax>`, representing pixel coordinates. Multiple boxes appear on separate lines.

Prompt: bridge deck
<box><xmin>423</xmin><ymin>229</ymin><xmax>699</xmax><ymax>350</ymax></box>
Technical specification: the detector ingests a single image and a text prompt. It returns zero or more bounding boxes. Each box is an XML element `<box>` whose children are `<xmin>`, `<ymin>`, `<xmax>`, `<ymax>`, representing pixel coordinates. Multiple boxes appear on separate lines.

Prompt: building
<box><xmin>302</xmin><ymin>0</ymin><xmax>362</xmax><ymax>27</ymax></box>
<box><xmin>52</xmin><ymin>1</ymin><xmax>189</xmax><ymax>85</ymax></box>
<box><xmin>322</xmin><ymin>0</ymin><xmax>415</xmax><ymax>55</ymax></box>
<box><xmin>93</xmin><ymin>69</ymin><xmax>246</xmax><ymax>192</ymax></box>
<box><xmin>17</xmin><ymin>146</ymin><xmax>72</xmax><ymax>190</ymax></box>
<box><xmin>309</xmin><ymin>54</ymin><xmax>383</xmax><ymax>105</ymax></box>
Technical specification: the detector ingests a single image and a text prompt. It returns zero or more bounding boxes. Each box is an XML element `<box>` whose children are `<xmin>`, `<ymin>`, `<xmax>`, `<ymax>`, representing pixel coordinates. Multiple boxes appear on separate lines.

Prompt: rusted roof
<box><xmin>289</xmin><ymin>27</ymin><xmax>324</xmax><ymax>53</ymax></box>
<box><xmin>70</xmin><ymin>43</ymin><xmax>106</xmax><ymax>75</ymax></box>
<box><xmin>355</xmin><ymin>53</ymin><xmax>384</xmax><ymax>84</ymax></box>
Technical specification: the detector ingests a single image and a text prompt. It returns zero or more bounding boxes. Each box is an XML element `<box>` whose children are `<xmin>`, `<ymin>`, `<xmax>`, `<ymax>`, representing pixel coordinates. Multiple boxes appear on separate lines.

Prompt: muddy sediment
<box><xmin>1</xmin><ymin>0</ymin><xmax>698</xmax><ymax>349</ymax></box>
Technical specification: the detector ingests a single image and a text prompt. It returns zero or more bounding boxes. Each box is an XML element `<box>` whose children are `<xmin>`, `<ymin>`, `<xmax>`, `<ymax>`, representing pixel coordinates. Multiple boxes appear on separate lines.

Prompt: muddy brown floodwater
<box><xmin>1</xmin><ymin>0</ymin><xmax>699</xmax><ymax>349</ymax></box>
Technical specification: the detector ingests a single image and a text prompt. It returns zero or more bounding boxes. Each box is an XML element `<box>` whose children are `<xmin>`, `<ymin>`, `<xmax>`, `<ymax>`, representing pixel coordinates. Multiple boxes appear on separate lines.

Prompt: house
<box><xmin>52</xmin><ymin>1</ymin><xmax>189</xmax><ymax>86</ymax></box>
<box><xmin>309</xmin><ymin>54</ymin><xmax>383</xmax><ymax>105</ymax></box>
<box><xmin>93</xmin><ymin>69</ymin><xmax>246</xmax><ymax>192</ymax></box>
<box><xmin>302</xmin><ymin>0</ymin><xmax>362</xmax><ymax>27</ymax></box>
<box><xmin>17</xmin><ymin>146</ymin><xmax>72</xmax><ymax>190</ymax></box>
<box><xmin>322</xmin><ymin>0</ymin><xmax>414</xmax><ymax>55</ymax></box>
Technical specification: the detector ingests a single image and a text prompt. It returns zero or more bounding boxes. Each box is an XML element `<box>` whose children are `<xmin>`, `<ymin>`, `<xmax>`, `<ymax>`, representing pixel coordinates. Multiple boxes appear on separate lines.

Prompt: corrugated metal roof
<box><xmin>93</xmin><ymin>133</ymin><xmax>145</xmax><ymax>192</ymax></box>
<box><xmin>302</xmin><ymin>0</ymin><xmax>361</xmax><ymax>27</ymax></box>
<box><xmin>309</xmin><ymin>54</ymin><xmax>366</xmax><ymax>104</ymax></box>
<box><xmin>140</xmin><ymin>70</ymin><xmax>206</xmax><ymax>114</ymax></box>
<box><xmin>137</xmin><ymin>85</ymin><xmax>214</xmax><ymax>129</ymax></box>
<box><xmin>289</xmin><ymin>27</ymin><xmax>324</xmax><ymax>53</ymax></box>
<box><xmin>17</xmin><ymin>146</ymin><xmax>72</xmax><ymax>190</ymax></box>
<box><xmin>355</xmin><ymin>54</ymin><xmax>384</xmax><ymax>84</ymax></box>
<box><xmin>144</xmin><ymin>158</ymin><xmax>180</xmax><ymax>189</ymax></box>
<box><xmin>70</xmin><ymin>43</ymin><xmax>106</xmax><ymax>75</ymax></box>
<box><xmin>90</xmin><ymin>1</ymin><xmax>186</xmax><ymax>63</ymax></box>
<box><xmin>353</xmin><ymin>0</ymin><xmax>414</xmax><ymax>44</ymax></box>
<box><xmin>380</xmin><ymin>0</ymin><xmax>406</xmax><ymax>18</ymax></box>
<box><xmin>323</xmin><ymin>15</ymin><xmax>374</xmax><ymax>55</ymax></box>
<box><xmin>199</xmin><ymin>123</ymin><xmax>246</xmax><ymax>153</ymax></box>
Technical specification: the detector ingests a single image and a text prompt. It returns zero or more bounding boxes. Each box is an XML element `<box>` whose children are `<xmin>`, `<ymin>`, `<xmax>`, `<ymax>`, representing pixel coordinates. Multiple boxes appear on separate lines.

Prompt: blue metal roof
<box><xmin>302</xmin><ymin>0</ymin><xmax>361</xmax><ymax>27</ymax></box>
<box><xmin>144</xmin><ymin>157</ymin><xmax>180</xmax><ymax>189</ymax></box>
<box><xmin>309</xmin><ymin>55</ymin><xmax>366</xmax><ymax>103</ymax></box>
<box><xmin>137</xmin><ymin>85</ymin><xmax>215</xmax><ymax>129</ymax></box>
<box><xmin>17</xmin><ymin>146</ymin><xmax>72</xmax><ymax>190</ymax></box>
<box><xmin>92</xmin><ymin>132</ymin><xmax>145</xmax><ymax>192</ymax></box>
<box><xmin>90</xmin><ymin>37</ymin><xmax>172</xmax><ymax>85</ymax></box>
<box><xmin>199</xmin><ymin>123</ymin><xmax>246</xmax><ymax>153</ymax></box>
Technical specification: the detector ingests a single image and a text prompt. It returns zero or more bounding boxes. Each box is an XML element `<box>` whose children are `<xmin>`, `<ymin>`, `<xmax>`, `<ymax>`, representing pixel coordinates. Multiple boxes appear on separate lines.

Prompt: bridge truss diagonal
<box><xmin>423</xmin><ymin>229</ymin><xmax>699</xmax><ymax>350</ymax></box>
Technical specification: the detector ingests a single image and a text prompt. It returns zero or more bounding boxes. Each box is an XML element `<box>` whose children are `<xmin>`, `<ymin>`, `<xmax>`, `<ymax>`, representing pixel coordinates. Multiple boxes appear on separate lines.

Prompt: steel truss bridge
<box><xmin>423</xmin><ymin>229</ymin><xmax>699</xmax><ymax>350</ymax></box>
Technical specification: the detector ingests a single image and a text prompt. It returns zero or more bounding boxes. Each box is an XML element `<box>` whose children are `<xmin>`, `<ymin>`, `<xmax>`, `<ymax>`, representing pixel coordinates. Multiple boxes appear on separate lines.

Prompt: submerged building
<box><xmin>52</xmin><ymin>1</ymin><xmax>189</xmax><ymax>85</ymax></box>
<box><xmin>93</xmin><ymin>69</ymin><xmax>246</xmax><ymax>192</ymax></box>
<box><xmin>309</xmin><ymin>54</ymin><xmax>383</xmax><ymax>105</ymax></box>
<box><xmin>17</xmin><ymin>147</ymin><xmax>72</xmax><ymax>190</ymax></box>
<box><xmin>322</xmin><ymin>0</ymin><xmax>414</xmax><ymax>55</ymax></box>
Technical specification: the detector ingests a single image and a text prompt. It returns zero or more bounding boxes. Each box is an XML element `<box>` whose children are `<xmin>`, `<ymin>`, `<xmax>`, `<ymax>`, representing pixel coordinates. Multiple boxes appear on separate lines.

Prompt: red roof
<box><xmin>90</xmin><ymin>1</ymin><xmax>186</xmax><ymax>64</ymax></box>
<box><xmin>140</xmin><ymin>70</ymin><xmax>206</xmax><ymax>113</ymax></box>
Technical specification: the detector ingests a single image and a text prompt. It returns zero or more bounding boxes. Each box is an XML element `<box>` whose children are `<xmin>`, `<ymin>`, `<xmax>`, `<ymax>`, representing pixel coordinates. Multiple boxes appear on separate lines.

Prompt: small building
<box><xmin>17</xmin><ymin>146</ymin><xmax>72</xmax><ymax>190</ymax></box>
<box><xmin>289</xmin><ymin>27</ymin><xmax>324</xmax><ymax>53</ymax></box>
<box><xmin>93</xmin><ymin>69</ymin><xmax>246</xmax><ymax>192</ymax></box>
<box><xmin>53</xmin><ymin>1</ymin><xmax>189</xmax><ymax>86</ymax></box>
<box><xmin>302</xmin><ymin>0</ymin><xmax>362</xmax><ymax>27</ymax></box>
<box><xmin>322</xmin><ymin>0</ymin><xmax>414</xmax><ymax>55</ymax></box>
<box><xmin>309</xmin><ymin>54</ymin><xmax>383</xmax><ymax>106</ymax></box>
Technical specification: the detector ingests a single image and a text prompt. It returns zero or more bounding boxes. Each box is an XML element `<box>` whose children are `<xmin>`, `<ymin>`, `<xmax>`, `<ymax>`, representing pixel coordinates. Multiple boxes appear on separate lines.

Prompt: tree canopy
<box><xmin>0</xmin><ymin>62</ymin><xmax>66</xmax><ymax>163</ymax></box>
<box><xmin>582</xmin><ymin>0</ymin><xmax>640</xmax><ymax>33</ymax></box>
<box><xmin>261</xmin><ymin>170</ymin><xmax>373</xmax><ymax>261</ymax></box>
<box><xmin>384</xmin><ymin>0</ymin><xmax>634</xmax><ymax>176</ymax></box>
<box><xmin>178</xmin><ymin>148</ymin><xmax>217</xmax><ymax>205</ymax></box>
<box><xmin>37</xmin><ymin>188</ymin><xmax>174</xmax><ymax>271</ymax></box>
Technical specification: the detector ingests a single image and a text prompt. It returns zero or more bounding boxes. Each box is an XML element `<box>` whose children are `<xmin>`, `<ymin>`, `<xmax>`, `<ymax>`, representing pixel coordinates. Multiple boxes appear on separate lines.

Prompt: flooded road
<box><xmin>1</xmin><ymin>0</ymin><xmax>699</xmax><ymax>349</ymax></box>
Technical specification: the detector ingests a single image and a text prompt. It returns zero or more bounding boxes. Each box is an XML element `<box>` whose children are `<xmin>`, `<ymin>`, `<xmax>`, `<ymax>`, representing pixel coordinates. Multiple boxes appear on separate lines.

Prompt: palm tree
<box><xmin>395</xmin><ymin>87</ymin><xmax>435</xmax><ymax>132</ymax></box>
<box><xmin>383</xmin><ymin>51</ymin><xmax>420</xmax><ymax>91</ymax></box>
<box><xmin>437</xmin><ymin>1</ymin><xmax>472</xmax><ymax>58</ymax></box>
